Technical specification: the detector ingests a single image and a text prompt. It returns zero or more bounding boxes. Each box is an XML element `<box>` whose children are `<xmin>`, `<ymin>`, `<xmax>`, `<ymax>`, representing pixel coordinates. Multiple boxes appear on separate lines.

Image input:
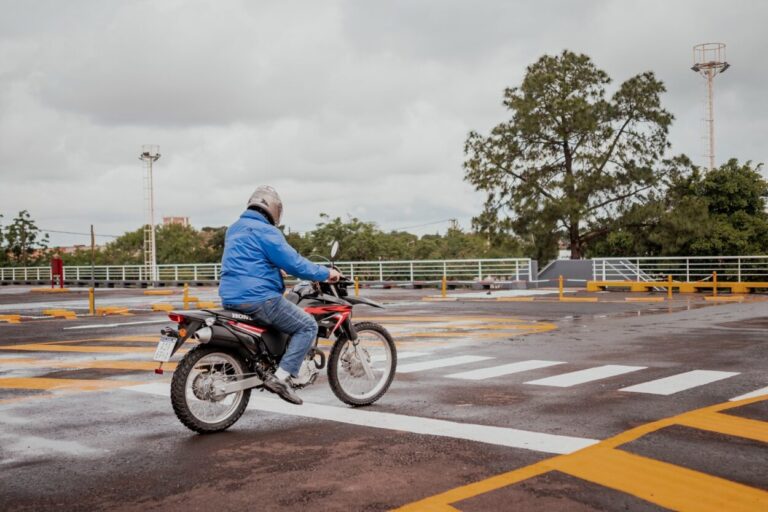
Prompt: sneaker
<box><xmin>262</xmin><ymin>374</ymin><xmax>303</xmax><ymax>405</ymax></box>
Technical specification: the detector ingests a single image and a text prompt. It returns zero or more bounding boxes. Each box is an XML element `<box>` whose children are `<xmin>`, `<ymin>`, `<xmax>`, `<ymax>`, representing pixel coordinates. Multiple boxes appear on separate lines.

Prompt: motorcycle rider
<box><xmin>219</xmin><ymin>186</ymin><xmax>341</xmax><ymax>405</ymax></box>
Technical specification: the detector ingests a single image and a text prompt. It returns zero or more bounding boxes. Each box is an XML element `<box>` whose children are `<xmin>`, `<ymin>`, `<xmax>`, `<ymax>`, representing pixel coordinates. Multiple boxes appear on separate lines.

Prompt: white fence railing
<box><xmin>0</xmin><ymin>258</ymin><xmax>533</xmax><ymax>283</ymax></box>
<box><xmin>592</xmin><ymin>256</ymin><xmax>768</xmax><ymax>282</ymax></box>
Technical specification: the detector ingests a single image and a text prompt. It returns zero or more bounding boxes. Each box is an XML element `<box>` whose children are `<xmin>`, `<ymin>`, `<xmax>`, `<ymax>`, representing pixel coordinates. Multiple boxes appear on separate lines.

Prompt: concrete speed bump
<box><xmin>151</xmin><ymin>303</ymin><xmax>174</xmax><ymax>312</ymax></box>
<box><xmin>0</xmin><ymin>315</ymin><xmax>22</xmax><ymax>324</ymax></box>
<box><xmin>96</xmin><ymin>306</ymin><xmax>132</xmax><ymax>316</ymax></box>
<box><xmin>42</xmin><ymin>309</ymin><xmax>77</xmax><ymax>320</ymax></box>
<box><xmin>31</xmin><ymin>288</ymin><xmax>71</xmax><ymax>293</ymax></box>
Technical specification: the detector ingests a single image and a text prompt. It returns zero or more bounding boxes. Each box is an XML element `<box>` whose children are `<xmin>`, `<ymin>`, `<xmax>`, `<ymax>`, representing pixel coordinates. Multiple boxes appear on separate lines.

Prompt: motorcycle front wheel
<box><xmin>328</xmin><ymin>321</ymin><xmax>397</xmax><ymax>406</ymax></box>
<box><xmin>171</xmin><ymin>346</ymin><xmax>251</xmax><ymax>433</ymax></box>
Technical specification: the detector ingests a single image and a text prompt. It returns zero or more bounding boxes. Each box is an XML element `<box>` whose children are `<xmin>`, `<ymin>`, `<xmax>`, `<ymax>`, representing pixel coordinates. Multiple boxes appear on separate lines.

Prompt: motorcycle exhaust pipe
<box><xmin>192</xmin><ymin>327</ymin><xmax>213</xmax><ymax>343</ymax></box>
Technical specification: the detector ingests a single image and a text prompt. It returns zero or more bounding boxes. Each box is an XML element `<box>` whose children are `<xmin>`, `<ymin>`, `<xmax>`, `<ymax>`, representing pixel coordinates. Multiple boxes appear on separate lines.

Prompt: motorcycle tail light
<box><xmin>168</xmin><ymin>313</ymin><xmax>185</xmax><ymax>323</ymax></box>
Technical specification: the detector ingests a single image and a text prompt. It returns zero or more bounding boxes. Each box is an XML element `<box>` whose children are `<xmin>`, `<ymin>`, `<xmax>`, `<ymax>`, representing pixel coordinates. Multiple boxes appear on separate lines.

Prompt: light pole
<box><xmin>139</xmin><ymin>145</ymin><xmax>161</xmax><ymax>284</ymax></box>
<box><xmin>691</xmin><ymin>43</ymin><xmax>730</xmax><ymax>172</ymax></box>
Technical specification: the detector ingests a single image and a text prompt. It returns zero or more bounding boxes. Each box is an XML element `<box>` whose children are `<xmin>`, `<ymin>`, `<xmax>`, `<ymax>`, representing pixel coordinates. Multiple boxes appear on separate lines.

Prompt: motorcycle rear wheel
<box><xmin>171</xmin><ymin>346</ymin><xmax>251</xmax><ymax>433</ymax></box>
<box><xmin>328</xmin><ymin>321</ymin><xmax>397</xmax><ymax>406</ymax></box>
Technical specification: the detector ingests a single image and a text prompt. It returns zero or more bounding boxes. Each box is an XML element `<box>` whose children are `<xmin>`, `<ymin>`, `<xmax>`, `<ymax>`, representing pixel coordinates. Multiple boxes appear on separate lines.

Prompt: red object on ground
<box><xmin>51</xmin><ymin>255</ymin><xmax>64</xmax><ymax>288</ymax></box>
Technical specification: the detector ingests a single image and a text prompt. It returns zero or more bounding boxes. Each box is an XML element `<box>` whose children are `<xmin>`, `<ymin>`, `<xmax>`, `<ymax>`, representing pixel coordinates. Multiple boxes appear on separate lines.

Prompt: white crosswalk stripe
<box><xmin>730</xmin><ymin>385</ymin><xmax>768</xmax><ymax>401</ymax></box>
<box><xmin>397</xmin><ymin>355</ymin><xmax>493</xmax><ymax>374</ymax></box>
<box><xmin>525</xmin><ymin>365</ymin><xmax>647</xmax><ymax>388</ymax></box>
<box><xmin>620</xmin><ymin>370</ymin><xmax>740</xmax><ymax>395</ymax></box>
<box><xmin>372</xmin><ymin>351</ymin><xmax>428</xmax><ymax>363</ymax></box>
<box><xmin>446</xmin><ymin>360</ymin><xmax>565</xmax><ymax>381</ymax></box>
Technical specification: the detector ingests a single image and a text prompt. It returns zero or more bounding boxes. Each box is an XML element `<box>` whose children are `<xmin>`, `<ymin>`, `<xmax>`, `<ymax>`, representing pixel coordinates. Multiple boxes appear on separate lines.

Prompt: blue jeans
<box><xmin>225</xmin><ymin>296</ymin><xmax>317</xmax><ymax>377</ymax></box>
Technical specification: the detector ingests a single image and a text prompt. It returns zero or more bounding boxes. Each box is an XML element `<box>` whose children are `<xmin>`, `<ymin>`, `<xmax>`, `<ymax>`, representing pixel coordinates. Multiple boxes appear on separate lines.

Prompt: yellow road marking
<box><xmin>0</xmin><ymin>343</ymin><xmax>187</xmax><ymax>354</ymax></box>
<box><xmin>0</xmin><ymin>314</ymin><xmax>22</xmax><ymax>324</ymax></box>
<box><xmin>0</xmin><ymin>377</ymin><xmax>143</xmax><ymax>391</ymax></box>
<box><xmin>393</xmin><ymin>395</ymin><xmax>768</xmax><ymax>511</ymax></box>
<box><xmin>42</xmin><ymin>309</ymin><xmax>77</xmax><ymax>320</ymax></box>
<box><xmin>557</xmin><ymin>446</ymin><xmax>766</xmax><ymax>512</ymax></box>
<box><xmin>0</xmin><ymin>358</ymin><xmax>177</xmax><ymax>371</ymax></box>
<box><xmin>676</xmin><ymin>411</ymin><xmax>768</xmax><ymax>443</ymax></box>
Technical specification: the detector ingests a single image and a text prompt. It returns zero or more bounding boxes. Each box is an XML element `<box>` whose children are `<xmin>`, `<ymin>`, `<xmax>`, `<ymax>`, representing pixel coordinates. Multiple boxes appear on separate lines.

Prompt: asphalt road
<box><xmin>0</xmin><ymin>287</ymin><xmax>766</xmax><ymax>511</ymax></box>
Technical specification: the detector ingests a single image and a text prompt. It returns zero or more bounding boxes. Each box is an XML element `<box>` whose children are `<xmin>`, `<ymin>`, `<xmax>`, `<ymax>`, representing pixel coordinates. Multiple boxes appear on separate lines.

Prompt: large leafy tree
<box><xmin>465</xmin><ymin>50</ymin><xmax>673</xmax><ymax>259</ymax></box>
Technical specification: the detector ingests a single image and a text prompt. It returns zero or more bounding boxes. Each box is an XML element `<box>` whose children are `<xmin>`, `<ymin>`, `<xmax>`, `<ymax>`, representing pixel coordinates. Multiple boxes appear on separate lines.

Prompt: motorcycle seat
<box><xmin>217</xmin><ymin>309</ymin><xmax>269</xmax><ymax>327</ymax></box>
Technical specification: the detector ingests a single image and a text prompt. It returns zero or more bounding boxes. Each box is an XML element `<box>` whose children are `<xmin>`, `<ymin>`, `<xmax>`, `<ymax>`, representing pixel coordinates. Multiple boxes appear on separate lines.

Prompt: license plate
<box><xmin>153</xmin><ymin>335</ymin><xmax>178</xmax><ymax>362</ymax></box>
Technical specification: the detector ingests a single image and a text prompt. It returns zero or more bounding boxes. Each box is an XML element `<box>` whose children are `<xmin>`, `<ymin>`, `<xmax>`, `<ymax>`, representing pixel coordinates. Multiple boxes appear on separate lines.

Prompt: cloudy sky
<box><xmin>1</xmin><ymin>0</ymin><xmax>766</xmax><ymax>247</ymax></box>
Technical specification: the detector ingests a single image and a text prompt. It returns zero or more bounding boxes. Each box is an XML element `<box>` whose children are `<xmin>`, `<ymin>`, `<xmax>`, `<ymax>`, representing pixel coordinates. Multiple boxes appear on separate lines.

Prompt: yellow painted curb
<box><xmin>196</xmin><ymin>301</ymin><xmax>218</xmax><ymax>309</ymax></box>
<box><xmin>704</xmin><ymin>296</ymin><xmax>745</xmax><ymax>302</ymax></box>
<box><xmin>96</xmin><ymin>306</ymin><xmax>132</xmax><ymax>316</ymax></box>
<box><xmin>151</xmin><ymin>303</ymin><xmax>174</xmax><ymax>312</ymax></box>
<box><xmin>31</xmin><ymin>288</ymin><xmax>71</xmax><ymax>293</ymax></box>
<box><xmin>496</xmin><ymin>297</ymin><xmax>535</xmax><ymax>302</ymax></box>
<box><xmin>0</xmin><ymin>314</ymin><xmax>22</xmax><ymax>324</ymax></box>
<box><xmin>559</xmin><ymin>297</ymin><xmax>599</xmax><ymax>303</ymax></box>
<box><xmin>42</xmin><ymin>309</ymin><xmax>77</xmax><ymax>320</ymax></box>
<box><xmin>625</xmin><ymin>297</ymin><xmax>666</xmax><ymax>303</ymax></box>
<box><xmin>144</xmin><ymin>290</ymin><xmax>175</xmax><ymax>296</ymax></box>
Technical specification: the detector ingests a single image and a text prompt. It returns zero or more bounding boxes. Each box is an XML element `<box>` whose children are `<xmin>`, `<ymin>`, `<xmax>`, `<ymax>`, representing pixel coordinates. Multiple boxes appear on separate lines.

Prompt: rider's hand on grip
<box><xmin>327</xmin><ymin>268</ymin><xmax>342</xmax><ymax>283</ymax></box>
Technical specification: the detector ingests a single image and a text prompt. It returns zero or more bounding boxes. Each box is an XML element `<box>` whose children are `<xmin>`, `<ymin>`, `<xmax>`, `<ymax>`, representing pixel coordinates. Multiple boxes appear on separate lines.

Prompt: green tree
<box><xmin>4</xmin><ymin>210</ymin><xmax>50</xmax><ymax>266</ymax></box>
<box><xmin>591</xmin><ymin>159</ymin><xmax>768</xmax><ymax>256</ymax></box>
<box><xmin>465</xmin><ymin>50</ymin><xmax>674</xmax><ymax>260</ymax></box>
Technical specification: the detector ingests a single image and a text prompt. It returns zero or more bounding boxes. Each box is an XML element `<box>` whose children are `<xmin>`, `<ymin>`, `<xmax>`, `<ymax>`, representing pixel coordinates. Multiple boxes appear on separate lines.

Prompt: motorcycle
<box><xmin>152</xmin><ymin>241</ymin><xmax>397</xmax><ymax>433</ymax></box>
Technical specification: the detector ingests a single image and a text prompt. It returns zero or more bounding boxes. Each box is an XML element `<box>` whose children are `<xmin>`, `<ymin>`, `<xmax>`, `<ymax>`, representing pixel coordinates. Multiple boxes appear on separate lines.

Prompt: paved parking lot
<box><xmin>0</xmin><ymin>287</ymin><xmax>766</xmax><ymax>510</ymax></box>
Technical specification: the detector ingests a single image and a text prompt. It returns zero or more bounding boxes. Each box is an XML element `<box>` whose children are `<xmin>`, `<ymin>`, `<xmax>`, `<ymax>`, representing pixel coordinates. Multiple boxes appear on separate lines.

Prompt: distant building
<box><xmin>53</xmin><ymin>245</ymin><xmax>104</xmax><ymax>255</ymax></box>
<box><xmin>163</xmin><ymin>216</ymin><xmax>190</xmax><ymax>227</ymax></box>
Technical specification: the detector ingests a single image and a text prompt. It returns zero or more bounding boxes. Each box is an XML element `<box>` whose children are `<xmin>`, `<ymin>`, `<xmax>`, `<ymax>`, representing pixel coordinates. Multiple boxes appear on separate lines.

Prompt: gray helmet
<box><xmin>247</xmin><ymin>185</ymin><xmax>283</xmax><ymax>226</ymax></box>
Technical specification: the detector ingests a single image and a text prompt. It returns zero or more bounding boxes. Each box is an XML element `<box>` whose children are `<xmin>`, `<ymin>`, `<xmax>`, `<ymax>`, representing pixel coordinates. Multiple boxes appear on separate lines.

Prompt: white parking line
<box><xmin>446</xmin><ymin>360</ymin><xmax>566</xmax><ymax>381</ymax></box>
<box><xmin>397</xmin><ymin>355</ymin><xmax>493</xmax><ymax>374</ymax></box>
<box><xmin>620</xmin><ymin>370</ymin><xmax>740</xmax><ymax>396</ymax></box>
<box><xmin>525</xmin><ymin>365</ymin><xmax>647</xmax><ymax>387</ymax></box>
<box><xmin>730</xmin><ymin>386</ymin><xmax>768</xmax><ymax>401</ymax></box>
<box><xmin>122</xmin><ymin>383</ymin><xmax>597</xmax><ymax>454</ymax></box>
<box><xmin>63</xmin><ymin>319</ymin><xmax>170</xmax><ymax>330</ymax></box>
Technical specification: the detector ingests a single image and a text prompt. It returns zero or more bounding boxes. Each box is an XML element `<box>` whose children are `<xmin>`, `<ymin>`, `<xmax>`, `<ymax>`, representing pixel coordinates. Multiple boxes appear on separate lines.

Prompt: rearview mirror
<box><xmin>330</xmin><ymin>240</ymin><xmax>339</xmax><ymax>259</ymax></box>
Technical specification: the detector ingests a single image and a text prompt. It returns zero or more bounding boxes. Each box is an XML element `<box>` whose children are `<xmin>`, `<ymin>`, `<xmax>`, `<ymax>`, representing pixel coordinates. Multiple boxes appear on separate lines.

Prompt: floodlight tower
<box><xmin>139</xmin><ymin>145</ymin><xmax>161</xmax><ymax>284</ymax></box>
<box><xmin>691</xmin><ymin>43</ymin><xmax>730</xmax><ymax>172</ymax></box>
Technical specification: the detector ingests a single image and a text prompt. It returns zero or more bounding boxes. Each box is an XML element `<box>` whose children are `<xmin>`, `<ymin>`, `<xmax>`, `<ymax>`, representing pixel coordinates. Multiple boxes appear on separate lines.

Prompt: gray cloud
<box><xmin>0</xmin><ymin>0</ymin><xmax>766</xmax><ymax>247</ymax></box>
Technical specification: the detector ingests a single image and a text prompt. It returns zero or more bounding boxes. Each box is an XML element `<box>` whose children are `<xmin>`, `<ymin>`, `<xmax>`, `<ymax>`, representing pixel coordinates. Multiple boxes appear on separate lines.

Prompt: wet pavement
<box><xmin>0</xmin><ymin>286</ymin><xmax>766</xmax><ymax>511</ymax></box>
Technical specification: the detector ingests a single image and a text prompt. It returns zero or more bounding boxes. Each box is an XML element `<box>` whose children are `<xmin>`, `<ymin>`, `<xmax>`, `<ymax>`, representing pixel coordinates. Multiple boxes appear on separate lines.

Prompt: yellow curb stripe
<box><xmin>555</xmin><ymin>447</ymin><xmax>768</xmax><ymax>512</ymax></box>
<box><xmin>675</xmin><ymin>411</ymin><xmax>768</xmax><ymax>444</ymax></box>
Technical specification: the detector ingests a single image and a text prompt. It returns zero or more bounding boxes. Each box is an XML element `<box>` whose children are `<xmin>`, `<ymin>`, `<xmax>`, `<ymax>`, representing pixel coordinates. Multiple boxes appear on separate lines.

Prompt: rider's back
<box><xmin>218</xmin><ymin>209</ymin><xmax>328</xmax><ymax>305</ymax></box>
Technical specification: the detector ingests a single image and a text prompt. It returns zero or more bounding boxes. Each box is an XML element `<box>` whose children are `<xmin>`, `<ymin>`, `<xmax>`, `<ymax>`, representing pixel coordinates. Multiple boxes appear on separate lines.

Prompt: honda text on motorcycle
<box><xmin>152</xmin><ymin>242</ymin><xmax>397</xmax><ymax>433</ymax></box>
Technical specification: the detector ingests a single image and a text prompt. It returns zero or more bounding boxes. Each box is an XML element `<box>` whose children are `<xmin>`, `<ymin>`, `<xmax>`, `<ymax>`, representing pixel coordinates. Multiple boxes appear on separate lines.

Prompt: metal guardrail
<box><xmin>0</xmin><ymin>258</ymin><xmax>533</xmax><ymax>283</ymax></box>
<box><xmin>592</xmin><ymin>256</ymin><xmax>768</xmax><ymax>282</ymax></box>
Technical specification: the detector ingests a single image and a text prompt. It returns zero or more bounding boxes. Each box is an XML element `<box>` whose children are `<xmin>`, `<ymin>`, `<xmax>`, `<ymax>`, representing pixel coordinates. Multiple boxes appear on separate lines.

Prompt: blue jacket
<box><xmin>218</xmin><ymin>210</ymin><xmax>330</xmax><ymax>304</ymax></box>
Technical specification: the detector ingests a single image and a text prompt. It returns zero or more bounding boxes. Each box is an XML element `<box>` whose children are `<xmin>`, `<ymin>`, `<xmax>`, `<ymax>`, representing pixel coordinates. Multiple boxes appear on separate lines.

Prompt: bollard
<box><xmin>559</xmin><ymin>275</ymin><xmax>564</xmax><ymax>300</ymax></box>
<box><xmin>713</xmin><ymin>271</ymin><xmax>718</xmax><ymax>298</ymax></box>
<box><xmin>667</xmin><ymin>274</ymin><xmax>673</xmax><ymax>300</ymax></box>
<box><xmin>183</xmin><ymin>283</ymin><xmax>190</xmax><ymax>310</ymax></box>
<box><xmin>354</xmin><ymin>277</ymin><xmax>360</xmax><ymax>297</ymax></box>
<box><xmin>441</xmin><ymin>275</ymin><xmax>447</xmax><ymax>298</ymax></box>
<box><xmin>88</xmin><ymin>287</ymin><xmax>95</xmax><ymax>315</ymax></box>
